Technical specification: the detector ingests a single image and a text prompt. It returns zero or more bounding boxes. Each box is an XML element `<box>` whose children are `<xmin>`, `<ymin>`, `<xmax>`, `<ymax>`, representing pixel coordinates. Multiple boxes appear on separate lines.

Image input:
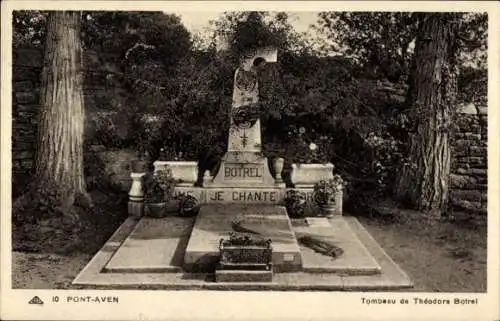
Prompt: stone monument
<box><xmin>153</xmin><ymin>47</ymin><xmax>344</xmax><ymax>276</ymax></box>
<box><xmin>153</xmin><ymin>46</ymin><xmax>337</xmax><ymax>206</ymax></box>
<box><xmin>173</xmin><ymin>47</ymin><xmax>305</xmax><ymax>276</ymax></box>
<box><xmin>73</xmin><ymin>44</ymin><xmax>412</xmax><ymax>290</ymax></box>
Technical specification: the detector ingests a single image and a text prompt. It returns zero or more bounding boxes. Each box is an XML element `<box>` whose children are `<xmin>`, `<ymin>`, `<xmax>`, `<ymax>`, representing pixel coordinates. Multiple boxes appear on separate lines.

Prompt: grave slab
<box><xmin>292</xmin><ymin>217</ymin><xmax>381</xmax><ymax>275</ymax></box>
<box><xmin>183</xmin><ymin>204</ymin><xmax>302</xmax><ymax>272</ymax></box>
<box><xmin>104</xmin><ymin>217</ymin><xmax>194</xmax><ymax>273</ymax></box>
<box><xmin>72</xmin><ymin>215</ymin><xmax>412</xmax><ymax>290</ymax></box>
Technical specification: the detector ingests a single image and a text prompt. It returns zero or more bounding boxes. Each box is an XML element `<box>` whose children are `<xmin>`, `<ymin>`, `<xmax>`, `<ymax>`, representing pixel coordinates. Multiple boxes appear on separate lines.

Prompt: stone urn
<box><xmin>291</xmin><ymin>163</ymin><xmax>334</xmax><ymax>188</ymax></box>
<box><xmin>272</xmin><ymin>157</ymin><xmax>285</xmax><ymax>183</ymax></box>
<box><xmin>154</xmin><ymin>161</ymin><xmax>198</xmax><ymax>187</ymax></box>
<box><xmin>128</xmin><ymin>172</ymin><xmax>146</xmax><ymax>219</ymax></box>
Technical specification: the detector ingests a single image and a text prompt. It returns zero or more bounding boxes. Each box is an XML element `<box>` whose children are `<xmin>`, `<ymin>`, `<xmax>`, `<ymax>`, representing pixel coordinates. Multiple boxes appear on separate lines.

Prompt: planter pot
<box><xmin>291</xmin><ymin>163</ymin><xmax>334</xmax><ymax>188</ymax></box>
<box><xmin>317</xmin><ymin>190</ymin><xmax>343</xmax><ymax>217</ymax></box>
<box><xmin>145</xmin><ymin>202</ymin><xmax>166</xmax><ymax>218</ymax></box>
<box><xmin>154</xmin><ymin>161</ymin><xmax>198</xmax><ymax>187</ymax></box>
<box><xmin>320</xmin><ymin>203</ymin><xmax>337</xmax><ymax>218</ymax></box>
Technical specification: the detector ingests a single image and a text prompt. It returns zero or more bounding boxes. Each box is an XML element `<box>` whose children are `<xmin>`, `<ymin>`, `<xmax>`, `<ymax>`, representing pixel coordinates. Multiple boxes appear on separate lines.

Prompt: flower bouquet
<box><xmin>143</xmin><ymin>168</ymin><xmax>177</xmax><ymax>218</ymax></box>
<box><xmin>313</xmin><ymin>175</ymin><xmax>345</xmax><ymax>217</ymax></box>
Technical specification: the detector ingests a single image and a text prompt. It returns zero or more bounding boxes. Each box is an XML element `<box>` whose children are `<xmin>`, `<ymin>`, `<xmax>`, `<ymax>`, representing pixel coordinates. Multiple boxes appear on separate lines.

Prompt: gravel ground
<box><xmin>358</xmin><ymin>216</ymin><xmax>487</xmax><ymax>292</ymax></box>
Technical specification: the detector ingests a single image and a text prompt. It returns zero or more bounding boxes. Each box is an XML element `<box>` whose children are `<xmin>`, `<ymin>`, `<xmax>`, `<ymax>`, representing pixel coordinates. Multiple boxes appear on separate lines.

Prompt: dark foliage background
<box><xmin>12</xmin><ymin>10</ymin><xmax>487</xmax><ymax>212</ymax></box>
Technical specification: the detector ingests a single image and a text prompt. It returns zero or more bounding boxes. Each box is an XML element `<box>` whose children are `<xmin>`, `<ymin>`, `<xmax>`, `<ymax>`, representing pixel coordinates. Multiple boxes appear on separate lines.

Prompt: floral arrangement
<box><xmin>143</xmin><ymin>168</ymin><xmax>177</xmax><ymax>204</ymax></box>
<box><xmin>177</xmin><ymin>193</ymin><xmax>199</xmax><ymax>217</ymax></box>
<box><xmin>284</xmin><ymin>189</ymin><xmax>307</xmax><ymax>218</ymax></box>
<box><xmin>221</xmin><ymin>232</ymin><xmax>272</xmax><ymax>247</ymax></box>
<box><xmin>312</xmin><ymin>175</ymin><xmax>345</xmax><ymax>206</ymax></box>
<box><xmin>232</xmin><ymin>102</ymin><xmax>261</xmax><ymax>128</ymax></box>
<box><xmin>288</xmin><ymin>126</ymin><xmax>331</xmax><ymax>164</ymax></box>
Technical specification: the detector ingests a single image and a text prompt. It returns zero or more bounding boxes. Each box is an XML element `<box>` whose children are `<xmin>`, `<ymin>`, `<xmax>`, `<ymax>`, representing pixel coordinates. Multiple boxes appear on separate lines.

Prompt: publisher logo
<box><xmin>28</xmin><ymin>296</ymin><xmax>44</xmax><ymax>305</ymax></box>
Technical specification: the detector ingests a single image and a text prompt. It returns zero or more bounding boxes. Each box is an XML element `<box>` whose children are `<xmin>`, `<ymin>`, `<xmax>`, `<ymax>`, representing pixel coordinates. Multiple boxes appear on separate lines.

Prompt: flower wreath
<box><xmin>231</xmin><ymin>102</ymin><xmax>261</xmax><ymax>128</ymax></box>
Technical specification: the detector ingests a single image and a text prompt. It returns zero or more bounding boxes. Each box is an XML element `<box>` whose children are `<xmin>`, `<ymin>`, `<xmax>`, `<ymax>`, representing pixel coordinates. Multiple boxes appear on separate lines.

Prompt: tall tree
<box><xmin>394</xmin><ymin>13</ymin><xmax>460</xmax><ymax>213</ymax></box>
<box><xmin>316</xmin><ymin>12</ymin><xmax>418</xmax><ymax>81</ymax></box>
<box><xmin>210</xmin><ymin>11</ymin><xmax>313</xmax><ymax>55</ymax></box>
<box><xmin>316</xmin><ymin>12</ymin><xmax>486</xmax><ymax>82</ymax></box>
<box><xmin>13</xmin><ymin>11</ymin><xmax>89</xmax><ymax>252</ymax></box>
<box><xmin>36</xmin><ymin>11</ymin><xmax>87</xmax><ymax>203</ymax></box>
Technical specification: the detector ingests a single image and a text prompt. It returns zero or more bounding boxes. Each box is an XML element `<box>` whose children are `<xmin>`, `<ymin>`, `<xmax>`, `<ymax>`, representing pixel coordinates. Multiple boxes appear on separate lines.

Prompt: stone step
<box><xmin>215</xmin><ymin>269</ymin><xmax>273</xmax><ymax>282</ymax></box>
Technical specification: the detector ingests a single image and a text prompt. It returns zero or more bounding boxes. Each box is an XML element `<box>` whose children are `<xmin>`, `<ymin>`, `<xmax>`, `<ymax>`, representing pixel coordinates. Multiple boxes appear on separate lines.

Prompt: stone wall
<box><xmin>12</xmin><ymin>48</ymin><xmax>43</xmax><ymax>196</ymax></box>
<box><xmin>11</xmin><ymin>47</ymin><xmax>117</xmax><ymax>197</ymax></box>
<box><xmin>450</xmin><ymin>103</ymin><xmax>488</xmax><ymax>215</ymax></box>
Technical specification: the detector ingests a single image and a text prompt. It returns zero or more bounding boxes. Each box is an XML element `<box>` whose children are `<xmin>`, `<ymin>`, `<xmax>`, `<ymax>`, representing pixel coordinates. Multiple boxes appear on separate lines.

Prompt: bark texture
<box><xmin>35</xmin><ymin>11</ymin><xmax>86</xmax><ymax>199</ymax></box>
<box><xmin>395</xmin><ymin>13</ymin><xmax>459</xmax><ymax>213</ymax></box>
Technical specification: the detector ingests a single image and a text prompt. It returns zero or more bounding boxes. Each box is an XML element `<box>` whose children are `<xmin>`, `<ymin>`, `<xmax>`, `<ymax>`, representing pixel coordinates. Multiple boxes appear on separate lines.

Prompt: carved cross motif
<box><xmin>240</xmin><ymin>130</ymin><xmax>248</xmax><ymax>147</ymax></box>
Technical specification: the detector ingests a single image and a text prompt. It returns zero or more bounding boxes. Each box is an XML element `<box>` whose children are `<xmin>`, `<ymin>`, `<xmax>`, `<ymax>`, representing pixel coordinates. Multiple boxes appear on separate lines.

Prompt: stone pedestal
<box><xmin>128</xmin><ymin>201</ymin><xmax>144</xmax><ymax>219</ymax></box>
<box><xmin>210</xmin><ymin>153</ymin><xmax>280</xmax><ymax>188</ymax></box>
<box><xmin>128</xmin><ymin>172</ymin><xmax>146</xmax><ymax>218</ymax></box>
<box><xmin>291</xmin><ymin>163</ymin><xmax>334</xmax><ymax>188</ymax></box>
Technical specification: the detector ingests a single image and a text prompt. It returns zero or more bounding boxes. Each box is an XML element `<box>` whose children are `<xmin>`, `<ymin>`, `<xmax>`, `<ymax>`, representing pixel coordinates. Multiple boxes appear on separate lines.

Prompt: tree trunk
<box><xmin>394</xmin><ymin>13</ymin><xmax>459</xmax><ymax>213</ymax></box>
<box><xmin>35</xmin><ymin>11</ymin><xmax>86</xmax><ymax>204</ymax></box>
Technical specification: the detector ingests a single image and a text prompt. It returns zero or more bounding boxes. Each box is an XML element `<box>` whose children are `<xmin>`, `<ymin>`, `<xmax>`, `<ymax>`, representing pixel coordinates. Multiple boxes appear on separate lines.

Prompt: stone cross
<box><xmin>227</xmin><ymin>47</ymin><xmax>278</xmax><ymax>155</ymax></box>
<box><xmin>211</xmin><ymin>47</ymin><xmax>280</xmax><ymax>187</ymax></box>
